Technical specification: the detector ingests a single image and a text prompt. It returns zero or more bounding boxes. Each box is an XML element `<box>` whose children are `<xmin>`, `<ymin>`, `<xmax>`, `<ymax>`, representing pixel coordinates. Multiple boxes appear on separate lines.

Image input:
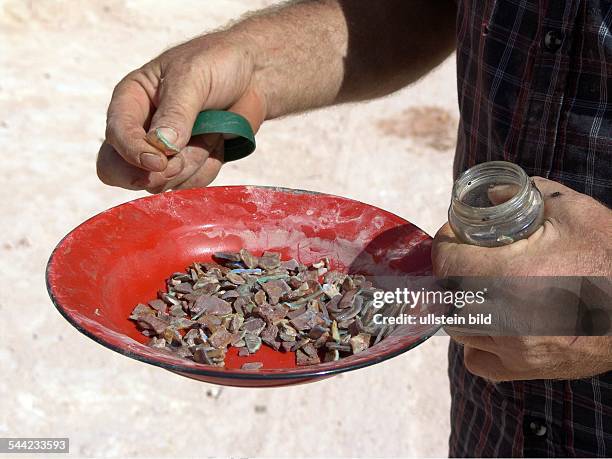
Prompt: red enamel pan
<box><xmin>46</xmin><ymin>186</ymin><xmax>444</xmax><ymax>387</ymax></box>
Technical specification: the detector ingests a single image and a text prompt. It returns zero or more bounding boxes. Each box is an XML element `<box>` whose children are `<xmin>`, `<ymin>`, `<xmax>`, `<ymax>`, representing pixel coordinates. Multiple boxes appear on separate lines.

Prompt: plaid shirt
<box><xmin>451</xmin><ymin>0</ymin><xmax>612</xmax><ymax>457</ymax></box>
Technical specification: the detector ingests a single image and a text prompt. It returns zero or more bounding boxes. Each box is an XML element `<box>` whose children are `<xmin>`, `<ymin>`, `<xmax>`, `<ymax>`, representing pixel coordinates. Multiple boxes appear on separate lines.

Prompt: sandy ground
<box><xmin>0</xmin><ymin>1</ymin><xmax>459</xmax><ymax>457</ymax></box>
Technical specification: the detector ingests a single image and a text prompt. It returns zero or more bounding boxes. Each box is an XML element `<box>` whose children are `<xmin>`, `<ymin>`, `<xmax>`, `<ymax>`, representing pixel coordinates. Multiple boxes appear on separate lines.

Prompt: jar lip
<box><xmin>451</xmin><ymin>161</ymin><xmax>531</xmax><ymax>222</ymax></box>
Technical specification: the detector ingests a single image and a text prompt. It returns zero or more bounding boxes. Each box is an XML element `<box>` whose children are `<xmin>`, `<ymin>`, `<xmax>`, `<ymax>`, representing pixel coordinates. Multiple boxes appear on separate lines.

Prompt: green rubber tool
<box><xmin>191</xmin><ymin>110</ymin><xmax>256</xmax><ymax>162</ymax></box>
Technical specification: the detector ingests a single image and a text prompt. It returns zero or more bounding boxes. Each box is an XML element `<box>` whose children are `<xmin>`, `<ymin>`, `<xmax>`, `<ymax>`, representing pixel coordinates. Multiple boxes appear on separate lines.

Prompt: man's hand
<box><xmin>432</xmin><ymin>177</ymin><xmax>612</xmax><ymax>381</ymax></box>
<box><xmin>97</xmin><ymin>0</ymin><xmax>457</xmax><ymax>193</ymax></box>
<box><xmin>445</xmin><ymin>335</ymin><xmax>612</xmax><ymax>381</ymax></box>
<box><xmin>97</xmin><ymin>34</ymin><xmax>266</xmax><ymax>193</ymax></box>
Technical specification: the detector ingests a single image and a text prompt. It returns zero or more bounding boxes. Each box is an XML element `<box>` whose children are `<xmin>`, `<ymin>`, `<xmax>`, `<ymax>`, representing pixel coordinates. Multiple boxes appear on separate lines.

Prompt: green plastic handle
<box><xmin>191</xmin><ymin>110</ymin><xmax>256</xmax><ymax>162</ymax></box>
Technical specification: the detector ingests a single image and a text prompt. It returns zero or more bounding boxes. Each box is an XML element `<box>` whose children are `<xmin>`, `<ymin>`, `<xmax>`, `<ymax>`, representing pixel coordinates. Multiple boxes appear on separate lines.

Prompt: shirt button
<box><xmin>544</xmin><ymin>30</ymin><xmax>563</xmax><ymax>52</ymax></box>
<box><xmin>528</xmin><ymin>420</ymin><xmax>548</xmax><ymax>437</ymax></box>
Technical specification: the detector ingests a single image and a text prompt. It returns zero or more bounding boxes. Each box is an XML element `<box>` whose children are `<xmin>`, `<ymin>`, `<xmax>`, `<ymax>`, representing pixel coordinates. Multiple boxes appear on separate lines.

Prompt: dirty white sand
<box><xmin>0</xmin><ymin>1</ymin><xmax>458</xmax><ymax>457</ymax></box>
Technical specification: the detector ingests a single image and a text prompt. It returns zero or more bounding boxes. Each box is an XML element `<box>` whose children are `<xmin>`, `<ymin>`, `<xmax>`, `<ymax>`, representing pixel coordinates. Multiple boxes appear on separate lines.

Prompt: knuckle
<box><xmin>104</xmin><ymin>120</ymin><xmax>133</xmax><ymax>158</ymax></box>
<box><xmin>104</xmin><ymin>122</ymin><xmax>117</xmax><ymax>146</ymax></box>
<box><xmin>464</xmin><ymin>349</ymin><xmax>504</xmax><ymax>381</ymax></box>
<box><xmin>156</xmin><ymin>104</ymin><xmax>190</xmax><ymax>125</ymax></box>
<box><xmin>109</xmin><ymin>70</ymin><xmax>140</xmax><ymax>104</ymax></box>
<box><xmin>109</xmin><ymin>78</ymin><xmax>126</xmax><ymax>100</ymax></box>
<box><xmin>463</xmin><ymin>348</ymin><xmax>484</xmax><ymax>376</ymax></box>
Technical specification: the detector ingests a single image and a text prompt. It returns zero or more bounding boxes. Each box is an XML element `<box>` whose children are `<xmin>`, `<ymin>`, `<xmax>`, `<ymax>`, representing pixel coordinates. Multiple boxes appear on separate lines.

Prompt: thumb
<box><xmin>146</xmin><ymin>71</ymin><xmax>205</xmax><ymax>155</ymax></box>
<box><xmin>487</xmin><ymin>184</ymin><xmax>520</xmax><ymax>205</ymax></box>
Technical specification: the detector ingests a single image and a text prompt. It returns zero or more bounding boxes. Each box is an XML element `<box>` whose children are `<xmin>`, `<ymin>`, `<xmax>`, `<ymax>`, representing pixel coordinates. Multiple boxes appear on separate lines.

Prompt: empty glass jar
<box><xmin>448</xmin><ymin>161</ymin><xmax>544</xmax><ymax>247</ymax></box>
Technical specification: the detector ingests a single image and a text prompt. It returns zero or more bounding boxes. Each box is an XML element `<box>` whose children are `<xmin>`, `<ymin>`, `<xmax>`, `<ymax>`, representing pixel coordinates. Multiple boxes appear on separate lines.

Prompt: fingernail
<box><xmin>153</xmin><ymin>127</ymin><xmax>180</xmax><ymax>153</ymax></box>
<box><xmin>140</xmin><ymin>152</ymin><xmax>165</xmax><ymax>171</ymax></box>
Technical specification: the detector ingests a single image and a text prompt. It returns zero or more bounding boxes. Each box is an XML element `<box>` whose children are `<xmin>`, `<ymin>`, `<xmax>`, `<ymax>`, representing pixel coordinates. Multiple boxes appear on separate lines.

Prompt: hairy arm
<box><xmin>229</xmin><ymin>0</ymin><xmax>457</xmax><ymax>118</ymax></box>
<box><xmin>99</xmin><ymin>0</ymin><xmax>457</xmax><ymax>191</ymax></box>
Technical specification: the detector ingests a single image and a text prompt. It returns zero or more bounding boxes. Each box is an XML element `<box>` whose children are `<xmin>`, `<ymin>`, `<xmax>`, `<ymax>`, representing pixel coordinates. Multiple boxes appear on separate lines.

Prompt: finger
<box><xmin>97</xmin><ymin>141</ymin><xmax>184</xmax><ymax>191</ymax></box>
<box><xmin>142</xmin><ymin>152</ymin><xmax>198</xmax><ymax>194</ymax></box>
<box><xmin>433</xmin><ymin>222</ymin><xmax>459</xmax><ymax>245</ymax></box>
<box><xmin>144</xmin><ymin>134</ymin><xmax>221</xmax><ymax>193</ymax></box>
<box><xmin>463</xmin><ymin>347</ymin><xmax>513</xmax><ymax>381</ymax></box>
<box><xmin>462</xmin><ymin>340</ymin><xmax>562</xmax><ymax>381</ymax></box>
<box><xmin>450</xmin><ymin>335</ymin><xmax>500</xmax><ymax>352</ymax></box>
<box><xmin>106</xmin><ymin>74</ymin><xmax>168</xmax><ymax>172</ymax></box>
<box><xmin>146</xmin><ymin>69</ymin><xmax>207</xmax><ymax>155</ymax></box>
<box><xmin>147</xmin><ymin>74</ymin><xmax>265</xmax><ymax>156</ymax></box>
<box><xmin>431</xmin><ymin>223</ymin><xmax>466</xmax><ymax>277</ymax></box>
<box><xmin>488</xmin><ymin>184</ymin><xmax>521</xmax><ymax>205</ymax></box>
<box><xmin>96</xmin><ymin>141</ymin><xmax>148</xmax><ymax>190</ymax></box>
<box><xmin>431</xmin><ymin>223</ymin><xmax>523</xmax><ymax>276</ymax></box>
<box><xmin>174</xmin><ymin>156</ymin><xmax>223</xmax><ymax>190</ymax></box>
<box><xmin>154</xmin><ymin>88</ymin><xmax>263</xmax><ymax>191</ymax></box>
<box><xmin>142</xmin><ymin>154</ymin><xmax>186</xmax><ymax>193</ymax></box>
<box><xmin>172</xmin><ymin>136</ymin><xmax>224</xmax><ymax>190</ymax></box>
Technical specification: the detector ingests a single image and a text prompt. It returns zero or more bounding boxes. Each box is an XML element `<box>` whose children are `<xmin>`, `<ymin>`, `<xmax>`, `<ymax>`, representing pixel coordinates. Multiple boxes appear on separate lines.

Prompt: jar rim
<box><xmin>451</xmin><ymin>161</ymin><xmax>531</xmax><ymax>223</ymax></box>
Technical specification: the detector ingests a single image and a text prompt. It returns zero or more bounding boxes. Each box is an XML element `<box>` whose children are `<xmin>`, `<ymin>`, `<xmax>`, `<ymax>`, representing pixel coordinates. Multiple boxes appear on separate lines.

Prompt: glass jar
<box><xmin>448</xmin><ymin>161</ymin><xmax>544</xmax><ymax>247</ymax></box>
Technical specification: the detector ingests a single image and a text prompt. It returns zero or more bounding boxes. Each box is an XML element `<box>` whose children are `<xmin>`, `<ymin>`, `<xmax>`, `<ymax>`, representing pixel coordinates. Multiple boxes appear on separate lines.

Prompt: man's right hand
<box><xmin>97</xmin><ymin>33</ymin><xmax>266</xmax><ymax>193</ymax></box>
<box><xmin>97</xmin><ymin>1</ymin><xmax>457</xmax><ymax>193</ymax></box>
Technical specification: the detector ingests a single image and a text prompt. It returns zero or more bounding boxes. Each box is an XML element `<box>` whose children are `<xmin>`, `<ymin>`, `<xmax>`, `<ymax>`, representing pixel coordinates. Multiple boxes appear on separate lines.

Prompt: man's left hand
<box><xmin>432</xmin><ymin>177</ymin><xmax>612</xmax><ymax>381</ymax></box>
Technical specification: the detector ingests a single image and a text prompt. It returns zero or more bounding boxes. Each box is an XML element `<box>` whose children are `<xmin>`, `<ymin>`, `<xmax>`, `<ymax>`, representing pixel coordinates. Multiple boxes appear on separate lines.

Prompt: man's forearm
<box><xmin>226</xmin><ymin>0</ymin><xmax>457</xmax><ymax>119</ymax></box>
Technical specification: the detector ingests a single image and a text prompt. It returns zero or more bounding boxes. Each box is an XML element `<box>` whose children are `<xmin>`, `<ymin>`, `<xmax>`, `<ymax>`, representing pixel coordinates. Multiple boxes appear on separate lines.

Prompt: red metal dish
<box><xmin>46</xmin><ymin>186</ymin><xmax>440</xmax><ymax>387</ymax></box>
